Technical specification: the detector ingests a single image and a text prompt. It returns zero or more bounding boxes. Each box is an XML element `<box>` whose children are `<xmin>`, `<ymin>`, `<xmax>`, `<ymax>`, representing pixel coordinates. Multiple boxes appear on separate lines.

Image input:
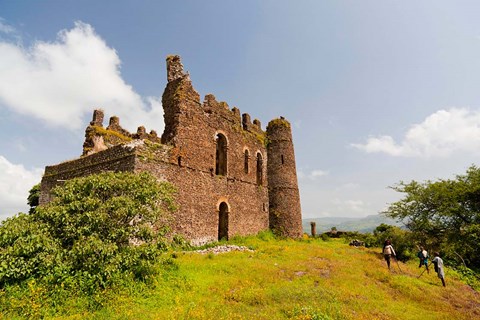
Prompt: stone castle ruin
<box><xmin>39</xmin><ymin>55</ymin><xmax>302</xmax><ymax>244</ymax></box>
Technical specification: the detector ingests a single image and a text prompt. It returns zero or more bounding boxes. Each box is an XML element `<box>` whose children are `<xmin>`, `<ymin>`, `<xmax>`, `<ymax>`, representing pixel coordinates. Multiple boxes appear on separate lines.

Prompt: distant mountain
<box><xmin>302</xmin><ymin>214</ymin><xmax>404</xmax><ymax>234</ymax></box>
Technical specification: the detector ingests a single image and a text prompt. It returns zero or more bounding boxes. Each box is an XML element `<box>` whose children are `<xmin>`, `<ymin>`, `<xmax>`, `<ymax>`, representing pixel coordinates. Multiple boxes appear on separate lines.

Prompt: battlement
<box><xmin>82</xmin><ymin>109</ymin><xmax>160</xmax><ymax>156</ymax></box>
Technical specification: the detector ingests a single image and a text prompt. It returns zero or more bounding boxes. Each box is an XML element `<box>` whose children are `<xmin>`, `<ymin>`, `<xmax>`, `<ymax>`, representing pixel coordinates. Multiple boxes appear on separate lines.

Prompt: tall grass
<box><xmin>1</xmin><ymin>235</ymin><xmax>479</xmax><ymax>319</ymax></box>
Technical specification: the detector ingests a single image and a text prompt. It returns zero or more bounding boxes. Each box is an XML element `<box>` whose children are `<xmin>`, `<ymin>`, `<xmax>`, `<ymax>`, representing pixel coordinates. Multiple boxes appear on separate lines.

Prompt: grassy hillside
<box><xmin>2</xmin><ymin>235</ymin><xmax>479</xmax><ymax>319</ymax></box>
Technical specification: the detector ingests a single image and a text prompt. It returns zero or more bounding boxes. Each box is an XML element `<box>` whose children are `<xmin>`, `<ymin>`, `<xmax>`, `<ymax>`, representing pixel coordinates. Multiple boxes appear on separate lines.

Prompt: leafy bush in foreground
<box><xmin>0</xmin><ymin>172</ymin><xmax>177</xmax><ymax>292</ymax></box>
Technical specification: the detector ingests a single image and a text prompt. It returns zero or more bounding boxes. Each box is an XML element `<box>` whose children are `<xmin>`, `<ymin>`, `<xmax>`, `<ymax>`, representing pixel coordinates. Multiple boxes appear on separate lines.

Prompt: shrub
<box><xmin>0</xmin><ymin>171</ymin><xmax>177</xmax><ymax>292</ymax></box>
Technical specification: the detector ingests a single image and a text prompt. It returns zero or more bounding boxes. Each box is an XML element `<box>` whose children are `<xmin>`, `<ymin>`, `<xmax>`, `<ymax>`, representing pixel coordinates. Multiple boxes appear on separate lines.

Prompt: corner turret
<box><xmin>266</xmin><ymin>117</ymin><xmax>302</xmax><ymax>238</ymax></box>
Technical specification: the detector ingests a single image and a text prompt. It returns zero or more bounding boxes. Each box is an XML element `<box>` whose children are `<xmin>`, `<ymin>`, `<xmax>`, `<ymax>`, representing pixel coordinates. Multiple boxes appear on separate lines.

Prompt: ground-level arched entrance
<box><xmin>218</xmin><ymin>202</ymin><xmax>229</xmax><ymax>240</ymax></box>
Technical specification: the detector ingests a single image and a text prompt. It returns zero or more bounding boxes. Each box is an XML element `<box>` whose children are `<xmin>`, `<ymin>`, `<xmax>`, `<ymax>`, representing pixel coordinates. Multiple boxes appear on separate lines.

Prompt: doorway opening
<box><xmin>218</xmin><ymin>202</ymin><xmax>229</xmax><ymax>240</ymax></box>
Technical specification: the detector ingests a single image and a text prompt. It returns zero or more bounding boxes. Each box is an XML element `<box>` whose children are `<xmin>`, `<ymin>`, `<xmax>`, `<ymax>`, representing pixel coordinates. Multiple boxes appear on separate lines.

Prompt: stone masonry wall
<box><xmin>154</xmin><ymin>55</ymin><xmax>270</xmax><ymax>243</ymax></box>
<box><xmin>39</xmin><ymin>143</ymin><xmax>138</xmax><ymax>205</ymax></box>
<box><xmin>134</xmin><ymin>142</ymin><xmax>269</xmax><ymax>244</ymax></box>
<box><xmin>267</xmin><ymin>118</ymin><xmax>303</xmax><ymax>238</ymax></box>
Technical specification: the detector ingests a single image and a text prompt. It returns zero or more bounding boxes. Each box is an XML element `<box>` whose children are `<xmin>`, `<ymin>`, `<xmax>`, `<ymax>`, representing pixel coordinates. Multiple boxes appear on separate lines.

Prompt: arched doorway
<box><xmin>218</xmin><ymin>202</ymin><xmax>229</xmax><ymax>240</ymax></box>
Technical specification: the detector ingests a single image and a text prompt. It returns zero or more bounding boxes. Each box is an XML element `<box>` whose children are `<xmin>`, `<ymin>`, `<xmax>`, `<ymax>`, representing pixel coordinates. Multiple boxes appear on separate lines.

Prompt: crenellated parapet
<box><xmin>242</xmin><ymin>112</ymin><xmax>262</xmax><ymax>130</ymax></box>
<box><xmin>82</xmin><ymin>110</ymin><xmax>161</xmax><ymax>156</ymax></box>
<box><xmin>203</xmin><ymin>94</ymin><xmax>243</xmax><ymax>127</ymax></box>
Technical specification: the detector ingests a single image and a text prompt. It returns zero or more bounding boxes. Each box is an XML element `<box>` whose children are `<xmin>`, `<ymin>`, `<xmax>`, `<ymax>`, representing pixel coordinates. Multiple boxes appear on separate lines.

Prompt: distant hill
<box><xmin>302</xmin><ymin>214</ymin><xmax>404</xmax><ymax>234</ymax></box>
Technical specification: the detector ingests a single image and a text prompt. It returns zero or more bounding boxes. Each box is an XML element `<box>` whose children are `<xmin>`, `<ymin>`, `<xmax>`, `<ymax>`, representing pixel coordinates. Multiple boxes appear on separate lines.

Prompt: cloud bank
<box><xmin>0</xmin><ymin>21</ymin><xmax>164</xmax><ymax>132</ymax></box>
<box><xmin>0</xmin><ymin>156</ymin><xmax>43</xmax><ymax>219</ymax></box>
<box><xmin>352</xmin><ymin>108</ymin><xmax>480</xmax><ymax>158</ymax></box>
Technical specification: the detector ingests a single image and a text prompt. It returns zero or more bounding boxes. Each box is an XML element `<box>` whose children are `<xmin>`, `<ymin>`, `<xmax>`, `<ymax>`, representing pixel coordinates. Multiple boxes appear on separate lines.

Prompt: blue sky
<box><xmin>2</xmin><ymin>1</ymin><xmax>480</xmax><ymax>220</ymax></box>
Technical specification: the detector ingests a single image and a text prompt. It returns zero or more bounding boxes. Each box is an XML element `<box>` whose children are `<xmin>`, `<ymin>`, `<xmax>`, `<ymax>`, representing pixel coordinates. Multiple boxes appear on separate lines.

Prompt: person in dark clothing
<box><xmin>417</xmin><ymin>246</ymin><xmax>429</xmax><ymax>274</ymax></box>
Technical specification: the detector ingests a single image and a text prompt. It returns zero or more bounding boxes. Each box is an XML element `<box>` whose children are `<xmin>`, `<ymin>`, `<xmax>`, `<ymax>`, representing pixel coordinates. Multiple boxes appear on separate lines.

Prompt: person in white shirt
<box><xmin>432</xmin><ymin>252</ymin><xmax>446</xmax><ymax>287</ymax></box>
<box><xmin>382</xmin><ymin>239</ymin><xmax>396</xmax><ymax>270</ymax></box>
<box><xmin>417</xmin><ymin>246</ymin><xmax>429</xmax><ymax>274</ymax></box>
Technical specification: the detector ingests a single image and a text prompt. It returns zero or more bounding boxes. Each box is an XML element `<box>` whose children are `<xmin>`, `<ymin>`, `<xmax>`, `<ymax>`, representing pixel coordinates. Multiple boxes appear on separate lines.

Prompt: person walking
<box><xmin>432</xmin><ymin>252</ymin><xmax>446</xmax><ymax>287</ymax></box>
<box><xmin>382</xmin><ymin>239</ymin><xmax>396</xmax><ymax>270</ymax></box>
<box><xmin>417</xmin><ymin>246</ymin><xmax>429</xmax><ymax>274</ymax></box>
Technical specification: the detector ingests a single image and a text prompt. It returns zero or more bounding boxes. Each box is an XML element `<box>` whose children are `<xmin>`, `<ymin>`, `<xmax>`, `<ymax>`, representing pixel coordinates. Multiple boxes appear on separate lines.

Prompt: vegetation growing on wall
<box><xmin>88</xmin><ymin>125</ymin><xmax>132</xmax><ymax>145</ymax></box>
<box><xmin>266</xmin><ymin>117</ymin><xmax>291</xmax><ymax>131</ymax></box>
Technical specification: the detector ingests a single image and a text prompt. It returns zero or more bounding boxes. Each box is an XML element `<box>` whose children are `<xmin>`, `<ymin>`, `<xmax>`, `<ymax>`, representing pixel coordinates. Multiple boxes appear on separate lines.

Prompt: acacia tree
<box><xmin>384</xmin><ymin>166</ymin><xmax>480</xmax><ymax>269</ymax></box>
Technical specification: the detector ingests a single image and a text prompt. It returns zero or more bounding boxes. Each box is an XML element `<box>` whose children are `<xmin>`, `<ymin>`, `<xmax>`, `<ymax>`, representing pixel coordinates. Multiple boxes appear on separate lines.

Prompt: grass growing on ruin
<box><xmin>2</xmin><ymin>234</ymin><xmax>479</xmax><ymax>319</ymax></box>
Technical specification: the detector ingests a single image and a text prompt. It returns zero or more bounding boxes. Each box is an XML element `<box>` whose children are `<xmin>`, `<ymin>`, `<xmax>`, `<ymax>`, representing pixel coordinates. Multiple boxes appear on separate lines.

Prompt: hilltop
<box><xmin>302</xmin><ymin>214</ymin><xmax>404</xmax><ymax>234</ymax></box>
<box><xmin>3</xmin><ymin>235</ymin><xmax>478</xmax><ymax>319</ymax></box>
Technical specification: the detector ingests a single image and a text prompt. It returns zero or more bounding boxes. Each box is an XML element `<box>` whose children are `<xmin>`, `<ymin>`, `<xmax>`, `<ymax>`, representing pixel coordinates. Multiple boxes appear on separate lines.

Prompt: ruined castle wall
<box><xmin>39</xmin><ymin>55</ymin><xmax>301</xmax><ymax>243</ymax></box>
<box><xmin>161</xmin><ymin>57</ymin><xmax>268</xmax><ymax>186</ymax></box>
<box><xmin>135</xmin><ymin>142</ymin><xmax>269</xmax><ymax>245</ymax></box>
<box><xmin>153</xmin><ymin>56</ymin><xmax>270</xmax><ymax>243</ymax></box>
<box><xmin>39</xmin><ymin>144</ymin><xmax>137</xmax><ymax>205</ymax></box>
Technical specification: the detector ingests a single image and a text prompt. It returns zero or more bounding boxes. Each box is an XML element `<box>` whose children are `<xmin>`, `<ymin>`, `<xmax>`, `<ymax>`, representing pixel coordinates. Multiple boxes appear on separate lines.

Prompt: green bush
<box><xmin>0</xmin><ymin>172</ymin><xmax>177</xmax><ymax>292</ymax></box>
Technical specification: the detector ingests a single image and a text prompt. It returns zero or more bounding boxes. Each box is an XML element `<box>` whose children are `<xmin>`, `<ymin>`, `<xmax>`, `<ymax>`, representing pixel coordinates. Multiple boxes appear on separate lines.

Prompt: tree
<box><xmin>384</xmin><ymin>165</ymin><xmax>480</xmax><ymax>269</ymax></box>
<box><xmin>0</xmin><ymin>171</ymin><xmax>177</xmax><ymax>290</ymax></box>
<box><xmin>27</xmin><ymin>183</ymin><xmax>41</xmax><ymax>214</ymax></box>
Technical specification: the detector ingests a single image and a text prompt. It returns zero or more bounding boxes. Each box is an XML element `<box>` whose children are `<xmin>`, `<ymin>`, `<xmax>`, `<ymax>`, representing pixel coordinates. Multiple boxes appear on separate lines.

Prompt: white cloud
<box><xmin>330</xmin><ymin>198</ymin><xmax>369</xmax><ymax>215</ymax></box>
<box><xmin>0</xmin><ymin>18</ymin><xmax>15</xmax><ymax>34</ymax></box>
<box><xmin>298</xmin><ymin>168</ymin><xmax>329</xmax><ymax>181</ymax></box>
<box><xmin>352</xmin><ymin>108</ymin><xmax>480</xmax><ymax>158</ymax></box>
<box><xmin>338</xmin><ymin>182</ymin><xmax>359</xmax><ymax>190</ymax></box>
<box><xmin>0</xmin><ymin>21</ymin><xmax>164</xmax><ymax>133</ymax></box>
<box><xmin>310</xmin><ymin>169</ymin><xmax>329</xmax><ymax>179</ymax></box>
<box><xmin>0</xmin><ymin>155</ymin><xmax>43</xmax><ymax>220</ymax></box>
<box><xmin>345</xmin><ymin>200</ymin><xmax>366</xmax><ymax>213</ymax></box>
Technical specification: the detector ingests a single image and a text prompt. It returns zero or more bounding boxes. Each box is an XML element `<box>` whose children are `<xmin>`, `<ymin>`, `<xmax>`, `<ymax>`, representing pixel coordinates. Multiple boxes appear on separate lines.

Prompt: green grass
<box><xmin>1</xmin><ymin>236</ymin><xmax>479</xmax><ymax>319</ymax></box>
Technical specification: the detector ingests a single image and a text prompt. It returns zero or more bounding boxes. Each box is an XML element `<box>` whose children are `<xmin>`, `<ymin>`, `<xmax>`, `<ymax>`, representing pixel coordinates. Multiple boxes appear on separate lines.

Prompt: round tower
<box><xmin>266</xmin><ymin>117</ymin><xmax>303</xmax><ymax>238</ymax></box>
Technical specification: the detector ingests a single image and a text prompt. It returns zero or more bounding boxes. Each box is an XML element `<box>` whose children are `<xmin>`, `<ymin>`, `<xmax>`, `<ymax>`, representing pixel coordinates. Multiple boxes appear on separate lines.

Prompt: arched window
<box><xmin>244</xmin><ymin>149</ymin><xmax>249</xmax><ymax>174</ymax></box>
<box><xmin>215</xmin><ymin>133</ymin><xmax>227</xmax><ymax>175</ymax></box>
<box><xmin>256</xmin><ymin>152</ymin><xmax>263</xmax><ymax>185</ymax></box>
<box><xmin>218</xmin><ymin>202</ymin><xmax>229</xmax><ymax>240</ymax></box>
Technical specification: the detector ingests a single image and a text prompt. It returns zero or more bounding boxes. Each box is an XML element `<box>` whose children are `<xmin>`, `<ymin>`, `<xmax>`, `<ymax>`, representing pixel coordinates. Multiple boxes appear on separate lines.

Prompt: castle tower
<box><xmin>267</xmin><ymin>117</ymin><xmax>303</xmax><ymax>238</ymax></box>
<box><xmin>161</xmin><ymin>55</ymin><xmax>200</xmax><ymax>145</ymax></box>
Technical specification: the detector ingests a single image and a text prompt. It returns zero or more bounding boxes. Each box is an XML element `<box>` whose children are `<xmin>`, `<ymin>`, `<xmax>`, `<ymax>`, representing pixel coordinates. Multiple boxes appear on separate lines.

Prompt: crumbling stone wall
<box><xmin>40</xmin><ymin>55</ymin><xmax>302</xmax><ymax>244</ymax></box>
<box><xmin>40</xmin><ymin>143</ymin><xmax>138</xmax><ymax>204</ymax></box>
<box><xmin>82</xmin><ymin>110</ymin><xmax>160</xmax><ymax>156</ymax></box>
